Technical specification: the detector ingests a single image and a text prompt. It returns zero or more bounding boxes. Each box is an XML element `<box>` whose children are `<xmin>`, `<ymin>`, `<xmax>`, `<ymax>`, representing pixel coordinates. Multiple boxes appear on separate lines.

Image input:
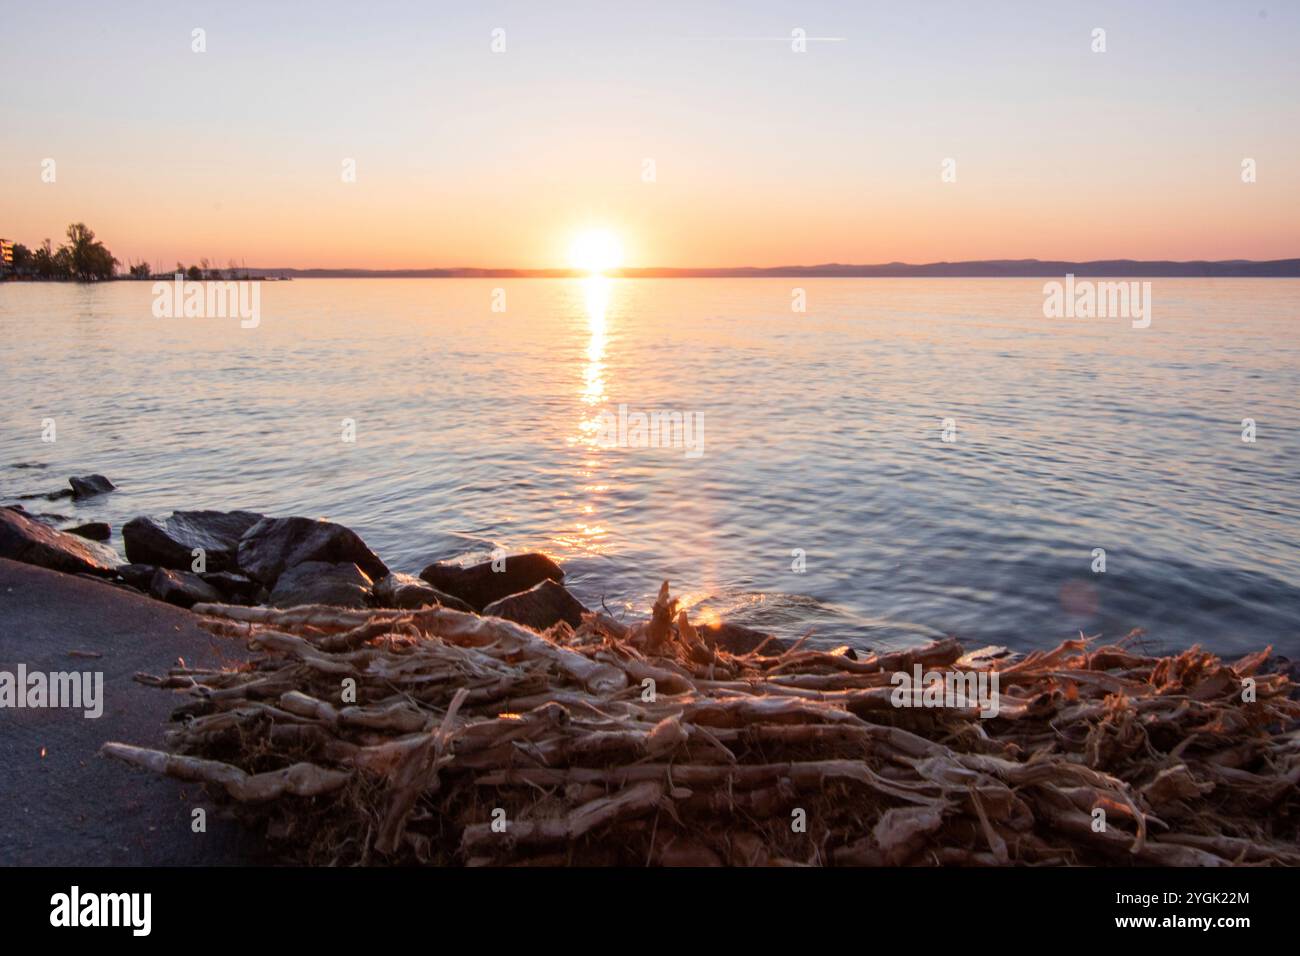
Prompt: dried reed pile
<box><xmin>102</xmin><ymin>583</ymin><xmax>1300</xmax><ymax>866</ymax></box>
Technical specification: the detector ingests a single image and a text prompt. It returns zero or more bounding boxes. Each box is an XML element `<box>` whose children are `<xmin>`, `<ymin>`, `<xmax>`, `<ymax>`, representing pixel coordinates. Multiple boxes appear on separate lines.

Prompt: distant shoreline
<box><xmin>185</xmin><ymin>258</ymin><xmax>1300</xmax><ymax>279</ymax></box>
<box><xmin>5</xmin><ymin>257</ymin><xmax>1298</xmax><ymax>283</ymax></box>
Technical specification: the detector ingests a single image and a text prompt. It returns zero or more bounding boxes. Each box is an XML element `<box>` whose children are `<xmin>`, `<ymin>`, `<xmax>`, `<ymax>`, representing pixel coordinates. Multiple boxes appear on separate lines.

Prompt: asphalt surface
<box><xmin>0</xmin><ymin>558</ymin><xmax>261</xmax><ymax>865</ymax></box>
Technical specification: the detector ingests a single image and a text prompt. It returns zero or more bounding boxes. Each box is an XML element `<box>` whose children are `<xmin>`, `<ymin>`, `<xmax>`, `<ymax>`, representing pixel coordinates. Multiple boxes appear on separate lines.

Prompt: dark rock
<box><xmin>0</xmin><ymin>506</ymin><xmax>119</xmax><ymax>577</ymax></box>
<box><xmin>69</xmin><ymin>474</ymin><xmax>116</xmax><ymax>499</ymax></box>
<box><xmin>122</xmin><ymin>517</ymin><xmax>185</xmax><ymax>569</ymax></box>
<box><xmin>115</xmin><ymin>563</ymin><xmax>158</xmax><ymax>590</ymax></box>
<box><xmin>268</xmin><ymin>561</ymin><xmax>373</xmax><ymax>608</ymax></box>
<box><xmin>123</xmin><ymin>510</ymin><xmax>263</xmax><ymax>573</ymax></box>
<box><xmin>698</xmin><ymin>621</ymin><xmax>789</xmax><ymax>656</ymax></box>
<box><xmin>199</xmin><ymin>571</ymin><xmax>259</xmax><ymax>605</ymax></box>
<box><xmin>419</xmin><ymin>552</ymin><xmax>564</xmax><ymax>612</ymax></box>
<box><xmin>149</xmin><ymin>568</ymin><xmax>223</xmax><ymax>609</ymax></box>
<box><xmin>65</xmin><ymin>521</ymin><xmax>111</xmax><ymax>541</ymax></box>
<box><xmin>238</xmin><ymin>516</ymin><xmax>388</xmax><ymax>586</ymax></box>
<box><xmin>373</xmin><ymin>572</ymin><xmax>475</xmax><ymax>612</ymax></box>
<box><xmin>483</xmin><ymin>579</ymin><xmax>587</xmax><ymax>631</ymax></box>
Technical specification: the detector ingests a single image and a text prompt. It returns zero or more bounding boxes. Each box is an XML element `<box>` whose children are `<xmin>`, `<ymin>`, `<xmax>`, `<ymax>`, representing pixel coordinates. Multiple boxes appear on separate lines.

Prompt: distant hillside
<box><xmin>240</xmin><ymin>259</ymin><xmax>1300</xmax><ymax>279</ymax></box>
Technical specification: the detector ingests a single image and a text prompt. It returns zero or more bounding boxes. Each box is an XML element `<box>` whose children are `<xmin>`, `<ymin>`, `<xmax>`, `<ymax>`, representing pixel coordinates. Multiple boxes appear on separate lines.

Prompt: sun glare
<box><xmin>569</xmin><ymin>229</ymin><xmax>624</xmax><ymax>275</ymax></box>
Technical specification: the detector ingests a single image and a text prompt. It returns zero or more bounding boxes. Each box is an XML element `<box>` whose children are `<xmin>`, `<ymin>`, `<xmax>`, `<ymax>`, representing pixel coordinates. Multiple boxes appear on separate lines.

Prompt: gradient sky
<box><xmin>2</xmin><ymin>0</ymin><xmax>1297</xmax><ymax>268</ymax></box>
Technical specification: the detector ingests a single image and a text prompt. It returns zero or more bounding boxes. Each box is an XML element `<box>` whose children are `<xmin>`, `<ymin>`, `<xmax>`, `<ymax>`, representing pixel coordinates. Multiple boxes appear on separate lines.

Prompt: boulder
<box><xmin>0</xmin><ymin>506</ymin><xmax>119</xmax><ymax>577</ymax></box>
<box><xmin>123</xmin><ymin>510</ymin><xmax>263</xmax><ymax>573</ymax></box>
<box><xmin>149</xmin><ymin>568</ymin><xmax>223</xmax><ymax>609</ymax></box>
<box><xmin>373</xmin><ymin>572</ymin><xmax>475</xmax><ymax>612</ymax></box>
<box><xmin>65</xmin><ymin>521</ymin><xmax>111</xmax><ymax>541</ymax></box>
<box><xmin>69</xmin><ymin>474</ymin><xmax>116</xmax><ymax>499</ymax></box>
<box><xmin>115</xmin><ymin>563</ymin><xmax>157</xmax><ymax>590</ymax></box>
<box><xmin>698</xmin><ymin>621</ymin><xmax>788</xmax><ymax>657</ymax></box>
<box><xmin>199</xmin><ymin>571</ymin><xmax>259</xmax><ymax>605</ymax></box>
<box><xmin>483</xmin><ymin>579</ymin><xmax>587</xmax><ymax>631</ymax></box>
<box><xmin>419</xmin><ymin>552</ymin><xmax>564</xmax><ymax>612</ymax></box>
<box><xmin>238</xmin><ymin>516</ymin><xmax>388</xmax><ymax>586</ymax></box>
<box><xmin>268</xmin><ymin>561</ymin><xmax>373</xmax><ymax>608</ymax></box>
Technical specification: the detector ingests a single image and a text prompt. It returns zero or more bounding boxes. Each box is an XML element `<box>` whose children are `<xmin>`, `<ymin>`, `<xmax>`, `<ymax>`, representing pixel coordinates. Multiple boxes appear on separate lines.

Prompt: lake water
<box><xmin>2</xmin><ymin>278</ymin><xmax>1297</xmax><ymax>656</ymax></box>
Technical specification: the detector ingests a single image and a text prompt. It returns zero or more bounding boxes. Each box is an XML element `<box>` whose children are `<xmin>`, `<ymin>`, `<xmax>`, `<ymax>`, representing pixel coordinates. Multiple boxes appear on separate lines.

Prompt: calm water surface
<box><xmin>1</xmin><ymin>278</ymin><xmax>1297</xmax><ymax>655</ymax></box>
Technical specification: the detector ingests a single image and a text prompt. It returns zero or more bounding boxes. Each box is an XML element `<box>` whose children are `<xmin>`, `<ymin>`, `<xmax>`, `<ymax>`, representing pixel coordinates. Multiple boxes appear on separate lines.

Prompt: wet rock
<box><xmin>419</xmin><ymin>552</ymin><xmax>564</xmax><ymax>612</ymax></box>
<box><xmin>698</xmin><ymin>621</ymin><xmax>788</xmax><ymax>656</ymax></box>
<box><xmin>69</xmin><ymin>474</ymin><xmax>116</xmax><ymax>499</ymax></box>
<box><xmin>65</xmin><ymin>521</ymin><xmax>111</xmax><ymax>541</ymax></box>
<box><xmin>115</xmin><ymin>563</ymin><xmax>157</xmax><ymax>590</ymax></box>
<box><xmin>373</xmin><ymin>572</ymin><xmax>474</xmax><ymax>612</ymax></box>
<box><xmin>123</xmin><ymin>510</ymin><xmax>263</xmax><ymax>573</ymax></box>
<box><xmin>200</xmin><ymin>571</ymin><xmax>259</xmax><ymax>605</ymax></box>
<box><xmin>483</xmin><ymin>579</ymin><xmax>587</xmax><ymax>631</ymax></box>
<box><xmin>149</xmin><ymin>568</ymin><xmax>223</xmax><ymax>609</ymax></box>
<box><xmin>0</xmin><ymin>506</ymin><xmax>119</xmax><ymax>577</ymax></box>
<box><xmin>238</xmin><ymin>516</ymin><xmax>388</xmax><ymax>587</ymax></box>
<box><xmin>268</xmin><ymin>561</ymin><xmax>373</xmax><ymax>608</ymax></box>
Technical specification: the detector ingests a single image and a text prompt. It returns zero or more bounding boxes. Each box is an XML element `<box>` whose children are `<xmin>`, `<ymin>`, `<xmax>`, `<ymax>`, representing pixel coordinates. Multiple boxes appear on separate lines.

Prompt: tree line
<box><xmin>4</xmin><ymin>223</ymin><xmax>250</xmax><ymax>281</ymax></box>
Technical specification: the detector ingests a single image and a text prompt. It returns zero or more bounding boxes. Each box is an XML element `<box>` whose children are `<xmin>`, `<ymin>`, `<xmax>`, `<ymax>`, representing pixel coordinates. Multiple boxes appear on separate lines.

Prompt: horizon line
<box><xmin>217</xmin><ymin>257</ymin><xmax>1300</xmax><ymax>279</ymax></box>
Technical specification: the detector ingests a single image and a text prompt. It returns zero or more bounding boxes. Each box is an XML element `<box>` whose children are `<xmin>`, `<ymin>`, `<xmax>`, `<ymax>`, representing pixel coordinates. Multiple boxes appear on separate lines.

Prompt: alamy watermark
<box><xmin>1043</xmin><ymin>274</ymin><xmax>1151</xmax><ymax>329</ymax></box>
<box><xmin>152</xmin><ymin>274</ymin><xmax>261</xmax><ymax>328</ymax></box>
<box><xmin>1</xmin><ymin>665</ymin><xmax>103</xmax><ymax>718</ymax></box>
<box><xmin>890</xmin><ymin>665</ymin><xmax>1000</xmax><ymax>718</ymax></box>
<box><xmin>50</xmin><ymin>886</ymin><xmax>151</xmax><ymax>936</ymax></box>
<box><xmin>593</xmin><ymin>403</ymin><xmax>705</xmax><ymax>458</ymax></box>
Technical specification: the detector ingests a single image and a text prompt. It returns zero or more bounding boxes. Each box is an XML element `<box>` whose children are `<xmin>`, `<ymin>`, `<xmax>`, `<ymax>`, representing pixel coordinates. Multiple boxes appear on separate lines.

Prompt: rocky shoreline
<box><xmin>0</xmin><ymin>473</ymin><xmax>779</xmax><ymax>654</ymax></box>
<box><xmin>5</xmin><ymin>473</ymin><xmax>1298</xmax><ymax>867</ymax></box>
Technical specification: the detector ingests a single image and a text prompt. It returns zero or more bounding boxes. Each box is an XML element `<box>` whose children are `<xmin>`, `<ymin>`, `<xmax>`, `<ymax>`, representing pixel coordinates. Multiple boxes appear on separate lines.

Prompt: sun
<box><xmin>568</xmin><ymin>229</ymin><xmax>624</xmax><ymax>275</ymax></box>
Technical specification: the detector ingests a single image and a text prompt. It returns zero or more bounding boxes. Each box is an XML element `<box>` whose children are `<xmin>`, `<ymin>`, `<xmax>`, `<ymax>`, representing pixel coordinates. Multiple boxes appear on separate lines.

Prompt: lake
<box><xmin>2</xmin><ymin>277</ymin><xmax>1297</xmax><ymax>656</ymax></box>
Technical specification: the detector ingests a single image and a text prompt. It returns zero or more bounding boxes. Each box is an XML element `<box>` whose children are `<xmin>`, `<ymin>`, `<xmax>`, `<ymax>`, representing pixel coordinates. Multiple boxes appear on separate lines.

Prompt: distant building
<box><xmin>0</xmin><ymin>239</ymin><xmax>13</xmax><ymax>276</ymax></box>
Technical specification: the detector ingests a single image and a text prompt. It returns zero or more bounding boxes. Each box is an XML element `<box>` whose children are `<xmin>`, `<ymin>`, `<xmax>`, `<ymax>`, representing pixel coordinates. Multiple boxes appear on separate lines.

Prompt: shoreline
<box><xmin>2</xmin><ymin>480</ymin><xmax>1297</xmax><ymax>866</ymax></box>
<box><xmin>6</xmin><ymin>256</ymin><xmax>1300</xmax><ymax>282</ymax></box>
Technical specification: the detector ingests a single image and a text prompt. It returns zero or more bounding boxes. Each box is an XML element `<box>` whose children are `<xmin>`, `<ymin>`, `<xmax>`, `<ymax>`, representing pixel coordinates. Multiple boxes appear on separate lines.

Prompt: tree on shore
<box><xmin>3</xmin><ymin>225</ymin><xmax>244</xmax><ymax>283</ymax></box>
<box><xmin>63</xmin><ymin>222</ymin><xmax>118</xmax><ymax>281</ymax></box>
<box><xmin>32</xmin><ymin>239</ymin><xmax>59</xmax><ymax>278</ymax></box>
<box><xmin>3</xmin><ymin>224</ymin><xmax>117</xmax><ymax>281</ymax></box>
<box><xmin>11</xmin><ymin>243</ymin><xmax>32</xmax><ymax>273</ymax></box>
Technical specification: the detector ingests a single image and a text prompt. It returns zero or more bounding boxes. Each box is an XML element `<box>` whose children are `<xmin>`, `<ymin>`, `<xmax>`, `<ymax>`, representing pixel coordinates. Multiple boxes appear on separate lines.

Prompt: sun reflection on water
<box><xmin>558</xmin><ymin>277</ymin><xmax>617</xmax><ymax>556</ymax></box>
<box><xmin>582</xmin><ymin>276</ymin><xmax>609</xmax><ymax>407</ymax></box>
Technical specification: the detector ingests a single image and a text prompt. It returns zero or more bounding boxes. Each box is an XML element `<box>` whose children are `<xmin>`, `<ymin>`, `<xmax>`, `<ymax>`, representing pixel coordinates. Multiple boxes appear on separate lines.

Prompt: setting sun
<box><xmin>568</xmin><ymin>229</ymin><xmax>624</xmax><ymax>275</ymax></box>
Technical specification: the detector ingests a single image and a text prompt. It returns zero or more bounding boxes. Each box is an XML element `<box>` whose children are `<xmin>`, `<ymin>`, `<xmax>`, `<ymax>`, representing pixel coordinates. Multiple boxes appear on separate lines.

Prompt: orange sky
<box><xmin>3</xmin><ymin>3</ymin><xmax>1297</xmax><ymax>268</ymax></box>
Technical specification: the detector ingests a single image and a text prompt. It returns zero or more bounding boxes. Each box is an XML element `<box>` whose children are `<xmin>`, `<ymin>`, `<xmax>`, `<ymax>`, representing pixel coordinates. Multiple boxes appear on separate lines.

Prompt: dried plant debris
<box><xmin>102</xmin><ymin>582</ymin><xmax>1300</xmax><ymax>866</ymax></box>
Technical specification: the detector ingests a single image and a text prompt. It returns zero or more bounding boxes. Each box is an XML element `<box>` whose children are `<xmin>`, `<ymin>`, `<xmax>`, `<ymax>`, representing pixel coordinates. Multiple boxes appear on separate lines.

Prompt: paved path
<box><xmin>0</xmin><ymin>558</ymin><xmax>261</xmax><ymax>865</ymax></box>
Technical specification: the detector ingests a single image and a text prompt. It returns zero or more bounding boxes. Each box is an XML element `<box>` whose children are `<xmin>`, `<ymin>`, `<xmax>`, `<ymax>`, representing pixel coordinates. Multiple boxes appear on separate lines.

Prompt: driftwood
<box><xmin>103</xmin><ymin>582</ymin><xmax>1300</xmax><ymax>866</ymax></box>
